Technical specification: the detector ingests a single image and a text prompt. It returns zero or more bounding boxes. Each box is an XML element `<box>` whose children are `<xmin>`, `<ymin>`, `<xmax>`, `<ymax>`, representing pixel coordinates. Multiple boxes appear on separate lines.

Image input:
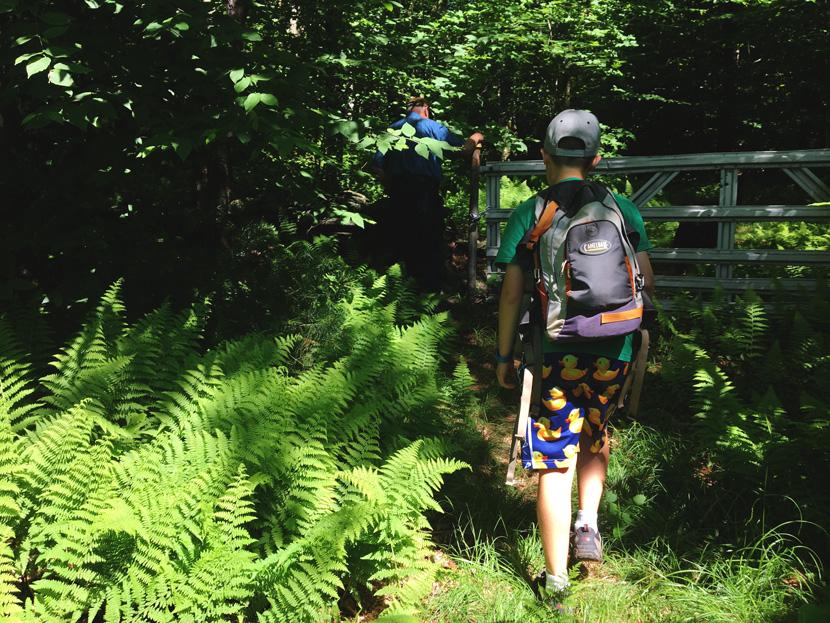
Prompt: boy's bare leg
<box><xmin>576</xmin><ymin>432</ymin><xmax>610</xmax><ymax>516</ymax></box>
<box><xmin>537</xmin><ymin>464</ymin><xmax>577</xmax><ymax>577</ymax></box>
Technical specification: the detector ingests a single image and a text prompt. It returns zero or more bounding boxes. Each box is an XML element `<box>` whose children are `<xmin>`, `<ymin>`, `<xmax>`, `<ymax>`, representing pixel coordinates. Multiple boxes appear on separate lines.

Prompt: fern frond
<box><xmin>41</xmin><ymin>281</ymin><xmax>130</xmax><ymax>416</ymax></box>
<box><xmin>0</xmin><ymin>317</ymin><xmax>42</xmax><ymax>431</ymax></box>
<box><xmin>0</xmin><ymin>524</ymin><xmax>23</xmax><ymax>620</ymax></box>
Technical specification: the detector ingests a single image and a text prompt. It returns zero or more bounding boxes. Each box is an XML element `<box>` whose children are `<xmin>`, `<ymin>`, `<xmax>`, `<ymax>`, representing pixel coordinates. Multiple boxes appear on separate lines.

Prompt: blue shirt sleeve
<box><xmin>419</xmin><ymin>118</ymin><xmax>464</xmax><ymax>147</ymax></box>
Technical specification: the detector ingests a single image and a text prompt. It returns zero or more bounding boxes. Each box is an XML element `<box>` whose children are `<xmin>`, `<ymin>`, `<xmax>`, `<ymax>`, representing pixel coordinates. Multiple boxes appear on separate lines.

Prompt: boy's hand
<box><xmin>496</xmin><ymin>360</ymin><xmax>516</xmax><ymax>389</ymax></box>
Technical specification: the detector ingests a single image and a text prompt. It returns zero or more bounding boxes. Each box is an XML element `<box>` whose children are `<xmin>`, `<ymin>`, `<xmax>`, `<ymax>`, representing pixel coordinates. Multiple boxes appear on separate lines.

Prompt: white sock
<box><xmin>574</xmin><ymin>509</ymin><xmax>598</xmax><ymax>533</ymax></box>
<box><xmin>545</xmin><ymin>569</ymin><xmax>569</xmax><ymax>592</ymax></box>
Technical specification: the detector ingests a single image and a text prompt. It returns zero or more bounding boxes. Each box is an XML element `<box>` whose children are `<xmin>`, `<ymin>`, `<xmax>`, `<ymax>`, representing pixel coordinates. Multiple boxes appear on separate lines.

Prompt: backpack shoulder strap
<box><xmin>520</xmin><ymin>188</ymin><xmax>560</xmax><ymax>251</ymax></box>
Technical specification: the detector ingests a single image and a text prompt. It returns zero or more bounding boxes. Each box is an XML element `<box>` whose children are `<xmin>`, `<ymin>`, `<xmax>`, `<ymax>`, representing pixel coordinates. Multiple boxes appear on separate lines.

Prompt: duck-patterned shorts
<box><xmin>521</xmin><ymin>352</ymin><xmax>630</xmax><ymax>471</ymax></box>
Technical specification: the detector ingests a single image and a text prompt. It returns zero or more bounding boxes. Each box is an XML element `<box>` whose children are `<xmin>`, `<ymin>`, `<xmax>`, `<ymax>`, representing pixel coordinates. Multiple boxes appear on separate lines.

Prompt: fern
<box><xmin>0</xmin><ymin>524</ymin><xmax>23</xmax><ymax>621</ymax></box>
<box><xmin>0</xmin><ymin>317</ymin><xmax>42</xmax><ymax>431</ymax></box>
<box><xmin>0</xmin><ymin>277</ymin><xmax>467</xmax><ymax>621</ymax></box>
<box><xmin>653</xmin><ymin>289</ymin><xmax>830</xmax><ymax>527</ymax></box>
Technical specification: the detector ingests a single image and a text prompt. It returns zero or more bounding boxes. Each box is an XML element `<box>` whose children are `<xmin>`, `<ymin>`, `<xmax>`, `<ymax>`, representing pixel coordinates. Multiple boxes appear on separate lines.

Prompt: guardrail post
<box><xmin>467</xmin><ymin>151</ymin><xmax>481</xmax><ymax>295</ymax></box>
<box><xmin>717</xmin><ymin>168</ymin><xmax>738</xmax><ymax>281</ymax></box>
<box><xmin>485</xmin><ymin>173</ymin><xmax>502</xmax><ymax>274</ymax></box>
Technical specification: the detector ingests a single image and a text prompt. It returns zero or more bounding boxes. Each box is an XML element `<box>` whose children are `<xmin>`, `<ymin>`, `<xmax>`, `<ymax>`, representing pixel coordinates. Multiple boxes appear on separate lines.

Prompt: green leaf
<box><xmin>420</xmin><ymin>137</ymin><xmax>448</xmax><ymax>159</ymax></box>
<box><xmin>632</xmin><ymin>494</ymin><xmax>647</xmax><ymax>505</ymax></box>
<box><xmin>14</xmin><ymin>52</ymin><xmax>39</xmax><ymax>65</ymax></box>
<box><xmin>172</xmin><ymin>138</ymin><xmax>194</xmax><ymax>161</ymax></box>
<box><xmin>241</xmin><ymin>31</ymin><xmax>262</xmax><ymax>41</ymax></box>
<box><xmin>67</xmin><ymin>61</ymin><xmax>92</xmax><ymax>74</ymax></box>
<box><xmin>234</xmin><ymin>77</ymin><xmax>251</xmax><ymax>93</ymax></box>
<box><xmin>48</xmin><ymin>66</ymin><xmax>74</xmax><ymax>87</ymax></box>
<box><xmin>229</xmin><ymin>68</ymin><xmax>244</xmax><ymax>83</ymax></box>
<box><xmin>357</xmin><ymin>135</ymin><xmax>374</xmax><ymax>149</ymax></box>
<box><xmin>335</xmin><ymin>120</ymin><xmax>359</xmax><ymax>142</ymax></box>
<box><xmin>0</xmin><ymin>0</ymin><xmax>19</xmax><ymax>13</ymax></box>
<box><xmin>334</xmin><ymin>208</ymin><xmax>368</xmax><ymax>229</ymax></box>
<box><xmin>243</xmin><ymin>92</ymin><xmax>260</xmax><ymax>112</ymax></box>
<box><xmin>41</xmin><ymin>11</ymin><xmax>71</xmax><ymax>26</ymax></box>
<box><xmin>43</xmin><ymin>25</ymin><xmax>70</xmax><ymax>39</ymax></box>
<box><xmin>400</xmin><ymin>122</ymin><xmax>416</xmax><ymax>137</ymax></box>
<box><xmin>376</xmin><ymin>133</ymin><xmax>394</xmax><ymax>155</ymax></box>
<box><xmin>393</xmin><ymin>136</ymin><xmax>408</xmax><ymax>150</ymax></box>
<box><xmin>26</xmin><ymin>56</ymin><xmax>51</xmax><ymax>78</ymax></box>
<box><xmin>258</xmin><ymin>93</ymin><xmax>278</xmax><ymax>107</ymax></box>
<box><xmin>174</xmin><ymin>21</ymin><xmax>189</xmax><ymax>31</ymax></box>
<box><xmin>605</xmin><ymin>491</ymin><xmax>618</xmax><ymax>503</ymax></box>
<box><xmin>414</xmin><ymin>142</ymin><xmax>430</xmax><ymax>159</ymax></box>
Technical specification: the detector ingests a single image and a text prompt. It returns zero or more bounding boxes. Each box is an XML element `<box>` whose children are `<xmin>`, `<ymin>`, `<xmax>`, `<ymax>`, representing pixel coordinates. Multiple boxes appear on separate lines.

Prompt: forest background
<box><xmin>1</xmin><ymin>0</ymin><xmax>829</xmax><ymax>621</ymax></box>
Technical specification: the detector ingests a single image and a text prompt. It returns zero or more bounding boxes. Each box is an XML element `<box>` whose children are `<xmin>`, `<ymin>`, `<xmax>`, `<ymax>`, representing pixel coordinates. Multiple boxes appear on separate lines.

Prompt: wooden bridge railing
<box><xmin>476</xmin><ymin>149</ymin><xmax>830</xmax><ymax>294</ymax></box>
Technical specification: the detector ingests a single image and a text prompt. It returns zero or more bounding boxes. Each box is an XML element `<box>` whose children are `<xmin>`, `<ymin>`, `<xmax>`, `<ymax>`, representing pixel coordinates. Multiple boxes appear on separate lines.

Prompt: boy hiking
<box><xmin>494</xmin><ymin>109</ymin><xmax>655</xmax><ymax>604</ymax></box>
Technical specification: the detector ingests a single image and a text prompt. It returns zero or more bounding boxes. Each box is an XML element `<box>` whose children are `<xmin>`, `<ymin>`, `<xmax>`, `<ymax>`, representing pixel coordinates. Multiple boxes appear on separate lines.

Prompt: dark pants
<box><xmin>384</xmin><ymin>175</ymin><xmax>446</xmax><ymax>292</ymax></box>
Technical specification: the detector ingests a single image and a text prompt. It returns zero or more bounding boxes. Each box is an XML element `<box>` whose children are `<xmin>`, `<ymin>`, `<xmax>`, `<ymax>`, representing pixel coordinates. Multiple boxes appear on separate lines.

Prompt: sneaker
<box><xmin>531</xmin><ymin>569</ymin><xmax>570</xmax><ymax>600</ymax></box>
<box><xmin>531</xmin><ymin>570</ymin><xmax>574</xmax><ymax>615</ymax></box>
<box><xmin>572</xmin><ymin>524</ymin><xmax>603</xmax><ymax>562</ymax></box>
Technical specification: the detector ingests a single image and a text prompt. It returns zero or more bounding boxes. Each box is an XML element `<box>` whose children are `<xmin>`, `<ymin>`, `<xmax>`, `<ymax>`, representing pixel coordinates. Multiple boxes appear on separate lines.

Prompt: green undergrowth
<box><xmin>424</xmin><ymin>521</ymin><xmax>817</xmax><ymax>623</ymax></box>
<box><xmin>428</xmin><ymin>285</ymin><xmax>830</xmax><ymax>622</ymax></box>
<box><xmin>423</xmin><ymin>420</ymin><xmax>820</xmax><ymax>623</ymax></box>
<box><xmin>0</xmin><ymin>274</ymin><xmax>468</xmax><ymax>621</ymax></box>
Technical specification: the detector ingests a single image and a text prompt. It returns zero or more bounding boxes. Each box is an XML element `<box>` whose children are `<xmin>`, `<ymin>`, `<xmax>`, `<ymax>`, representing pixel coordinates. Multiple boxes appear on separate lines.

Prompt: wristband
<box><xmin>494</xmin><ymin>350</ymin><xmax>512</xmax><ymax>364</ymax></box>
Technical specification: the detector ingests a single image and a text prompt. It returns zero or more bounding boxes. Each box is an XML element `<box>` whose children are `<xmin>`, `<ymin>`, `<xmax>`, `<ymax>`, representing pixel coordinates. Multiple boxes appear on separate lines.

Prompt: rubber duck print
<box><xmin>542</xmin><ymin>365</ymin><xmax>553</xmax><ymax>379</ymax></box>
<box><xmin>542</xmin><ymin>387</ymin><xmax>567</xmax><ymax>412</ymax></box>
<box><xmin>534</xmin><ymin>416</ymin><xmax>562</xmax><ymax>442</ymax></box>
<box><xmin>598</xmin><ymin>384</ymin><xmax>621</xmax><ymax>405</ymax></box>
<box><xmin>554</xmin><ymin>457</ymin><xmax>574</xmax><ymax>469</ymax></box>
<box><xmin>532</xmin><ymin>451</ymin><xmax>549</xmax><ymax>469</ymax></box>
<box><xmin>572</xmin><ymin>382</ymin><xmax>594</xmax><ymax>399</ymax></box>
<box><xmin>583</xmin><ymin>418</ymin><xmax>594</xmax><ymax>436</ymax></box>
<box><xmin>559</xmin><ymin>355</ymin><xmax>587</xmax><ymax>381</ymax></box>
<box><xmin>592</xmin><ymin>357</ymin><xmax>620</xmax><ymax>382</ymax></box>
<box><xmin>565</xmin><ymin>408</ymin><xmax>584</xmax><ymax>433</ymax></box>
<box><xmin>588</xmin><ymin>407</ymin><xmax>602</xmax><ymax>427</ymax></box>
<box><xmin>563</xmin><ymin>444</ymin><xmax>579</xmax><ymax>459</ymax></box>
<box><xmin>590</xmin><ymin>439</ymin><xmax>603</xmax><ymax>453</ymax></box>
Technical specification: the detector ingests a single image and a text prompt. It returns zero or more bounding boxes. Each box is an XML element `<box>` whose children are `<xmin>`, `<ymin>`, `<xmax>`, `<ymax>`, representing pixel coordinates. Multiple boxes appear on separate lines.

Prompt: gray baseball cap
<box><xmin>543</xmin><ymin>109</ymin><xmax>600</xmax><ymax>157</ymax></box>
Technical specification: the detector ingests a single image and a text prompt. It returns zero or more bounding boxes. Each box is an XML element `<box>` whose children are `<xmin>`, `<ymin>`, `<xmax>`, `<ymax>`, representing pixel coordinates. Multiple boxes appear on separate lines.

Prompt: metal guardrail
<box><xmin>478</xmin><ymin>149</ymin><xmax>830</xmax><ymax>293</ymax></box>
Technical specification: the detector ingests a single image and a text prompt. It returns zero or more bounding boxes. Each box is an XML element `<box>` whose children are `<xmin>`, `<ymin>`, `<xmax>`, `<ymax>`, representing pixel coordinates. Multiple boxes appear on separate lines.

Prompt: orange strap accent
<box><xmin>600</xmin><ymin>306</ymin><xmax>643</xmax><ymax>324</ymax></box>
<box><xmin>564</xmin><ymin>261</ymin><xmax>571</xmax><ymax>297</ymax></box>
<box><xmin>624</xmin><ymin>256</ymin><xmax>636</xmax><ymax>299</ymax></box>
<box><xmin>526</xmin><ymin>200</ymin><xmax>559</xmax><ymax>250</ymax></box>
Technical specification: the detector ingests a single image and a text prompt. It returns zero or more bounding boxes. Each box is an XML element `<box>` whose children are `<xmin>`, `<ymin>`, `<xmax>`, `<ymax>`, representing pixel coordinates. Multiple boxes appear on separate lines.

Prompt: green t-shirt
<box><xmin>495</xmin><ymin>179</ymin><xmax>652</xmax><ymax>362</ymax></box>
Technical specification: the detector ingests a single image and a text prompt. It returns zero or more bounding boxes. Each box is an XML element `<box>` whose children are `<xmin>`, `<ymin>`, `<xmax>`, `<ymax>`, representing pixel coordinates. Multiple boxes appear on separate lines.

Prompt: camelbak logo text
<box><xmin>579</xmin><ymin>240</ymin><xmax>612</xmax><ymax>255</ymax></box>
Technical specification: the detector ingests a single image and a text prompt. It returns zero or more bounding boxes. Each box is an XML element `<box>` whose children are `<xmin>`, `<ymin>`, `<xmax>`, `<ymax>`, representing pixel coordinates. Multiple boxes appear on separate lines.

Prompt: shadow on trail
<box><xmin>430</xmin><ymin>293</ymin><xmax>541</xmax><ymax>581</ymax></box>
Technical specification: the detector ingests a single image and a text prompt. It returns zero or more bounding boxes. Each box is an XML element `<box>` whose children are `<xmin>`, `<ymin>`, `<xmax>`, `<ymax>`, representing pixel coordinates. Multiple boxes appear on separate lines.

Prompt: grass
<box><xmin>423</xmin><ymin>514</ymin><xmax>818</xmax><ymax>623</ymax></box>
<box><xmin>429</xmin><ymin>286</ymin><xmax>829</xmax><ymax>623</ymax></box>
<box><xmin>428</xmin><ymin>357</ymin><xmax>823</xmax><ymax>621</ymax></box>
<box><xmin>424</xmin><ymin>520</ymin><xmax>558</xmax><ymax>623</ymax></box>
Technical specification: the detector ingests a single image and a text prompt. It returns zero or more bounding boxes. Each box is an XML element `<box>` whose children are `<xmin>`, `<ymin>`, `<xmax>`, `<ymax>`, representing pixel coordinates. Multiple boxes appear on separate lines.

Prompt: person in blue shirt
<box><xmin>372</xmin><ymin>97</ymin><xmax>483</xmax><ymax>291</ymax></box>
